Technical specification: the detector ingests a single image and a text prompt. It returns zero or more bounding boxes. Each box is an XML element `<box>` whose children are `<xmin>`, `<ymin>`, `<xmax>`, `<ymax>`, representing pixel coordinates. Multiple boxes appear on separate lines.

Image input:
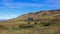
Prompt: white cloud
<box><xmin>0</xmin><ymin>17</ymin><xmax>9</xmax><ymax>19</ymax></box>
<box><xmin>3</xmin><ymin>2</ymin><xmax>46</xmax><ymax>8</ymax></box>
<box><xmin>1</xmin><ymin>0</ymin><xmax>60</xmax><ymax>8</ymax></box>
<box><xmin>0</xmin><ymin>14</ymin><xmax>18</xmax><ymax>19</ymax></box>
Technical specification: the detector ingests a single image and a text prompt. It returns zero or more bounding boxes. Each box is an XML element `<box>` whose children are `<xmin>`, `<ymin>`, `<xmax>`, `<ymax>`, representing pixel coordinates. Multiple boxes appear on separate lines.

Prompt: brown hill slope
<box><xmin>0</xmin><ymin>9</ymin><xmax>60</xmax><ymax>34</ymax></box>
<box><xmin>13</xmin><ymin>9</ymin><xmax>60</xmax><ymax>21</ymax></box>
<box><xmin>0</xmin><ymin>9</ymin><xmax>60</xmax><ymax>24</ymax></box>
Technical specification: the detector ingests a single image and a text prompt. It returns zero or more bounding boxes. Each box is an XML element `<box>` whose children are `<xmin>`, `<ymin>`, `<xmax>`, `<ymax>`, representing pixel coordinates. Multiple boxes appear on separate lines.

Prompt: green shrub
<box><xmin>19</xmin><ymin>24</ymin><xmax>34</xmax><ymax>28</ymax></box>
<box><xmin>0</xmin><ymin>25</ymin><xmax>9</xmax><ymax>30</ymax></box>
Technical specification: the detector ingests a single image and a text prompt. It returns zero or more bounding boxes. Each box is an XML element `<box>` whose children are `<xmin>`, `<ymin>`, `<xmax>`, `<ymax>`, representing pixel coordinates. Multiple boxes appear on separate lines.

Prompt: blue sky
<box><xmin>0</xmin><ymin>0</ymin><xmax>60</xmax><ymax>19</ymax></box>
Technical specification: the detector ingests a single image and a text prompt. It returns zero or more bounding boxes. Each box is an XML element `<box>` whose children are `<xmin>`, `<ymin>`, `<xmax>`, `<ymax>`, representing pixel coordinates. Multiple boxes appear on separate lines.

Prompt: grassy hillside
<box><xmin>0</xmin><ymin>9</ymin><xmax>60</xmax><ymax>34</ymax></box>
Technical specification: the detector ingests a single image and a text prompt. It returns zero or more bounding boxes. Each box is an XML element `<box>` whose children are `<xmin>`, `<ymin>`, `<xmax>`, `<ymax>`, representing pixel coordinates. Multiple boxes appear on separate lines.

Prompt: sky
<box><xmin>0</xmin><ymin>0</ymin><xmax>60</xmax><ymax>19</ymax></box>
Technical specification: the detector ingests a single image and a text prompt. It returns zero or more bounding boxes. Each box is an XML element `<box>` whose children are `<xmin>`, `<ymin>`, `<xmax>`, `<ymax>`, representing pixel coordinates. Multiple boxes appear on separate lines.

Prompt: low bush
<box><xmin>19</xmin><ymin>24</ymin><xmax>34</xmax><ymax>28</ymax></box>
<box><xmin>0</xmin><ymin>25</ymin><xmax>9</xmax><ymax>30</ymax></box>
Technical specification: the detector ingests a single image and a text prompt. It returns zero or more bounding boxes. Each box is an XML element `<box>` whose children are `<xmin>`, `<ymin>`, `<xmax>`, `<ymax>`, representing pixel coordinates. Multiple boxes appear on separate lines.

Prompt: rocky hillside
<box><xmin>12</xmin><ymin>9</ymin><xmax>60</xmax><ymax>21</ymax></box>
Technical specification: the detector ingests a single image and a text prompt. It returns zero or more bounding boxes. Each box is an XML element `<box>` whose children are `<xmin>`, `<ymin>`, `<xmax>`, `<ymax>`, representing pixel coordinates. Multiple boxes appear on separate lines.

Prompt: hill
<box><xmin>15</xmin><ymin>9</ymin><xmax>60</xmax><ymax>20</ymax></box>
<box><xmin>0</xmin><ymin>9</ymin><xmax>60</xmax><ymax>34</ymax></box>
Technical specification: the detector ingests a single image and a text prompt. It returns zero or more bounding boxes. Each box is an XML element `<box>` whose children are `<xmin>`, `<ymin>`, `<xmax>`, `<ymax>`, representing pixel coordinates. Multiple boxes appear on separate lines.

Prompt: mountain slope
<box><xmin>12</xmin><ymin>9</ymin><xmax>60</xmax><ymax>21</ymax></box>
<box><xmin>0</xmin><ymin>9</ymin><xmax>60</xmax><ymax>34</ymax></box>
<box><xmin>0</xmin><ymin>9</ymin><xmax>60</xmax><ymax>24</ymax></box>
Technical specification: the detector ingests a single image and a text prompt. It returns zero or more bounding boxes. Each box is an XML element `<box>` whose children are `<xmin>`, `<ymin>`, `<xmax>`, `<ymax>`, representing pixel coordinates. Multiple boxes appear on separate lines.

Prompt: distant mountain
<box><xmin>0</xmin><ymin>19</ymin><xmax>6</xmax><ymax>21</ymax></box>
